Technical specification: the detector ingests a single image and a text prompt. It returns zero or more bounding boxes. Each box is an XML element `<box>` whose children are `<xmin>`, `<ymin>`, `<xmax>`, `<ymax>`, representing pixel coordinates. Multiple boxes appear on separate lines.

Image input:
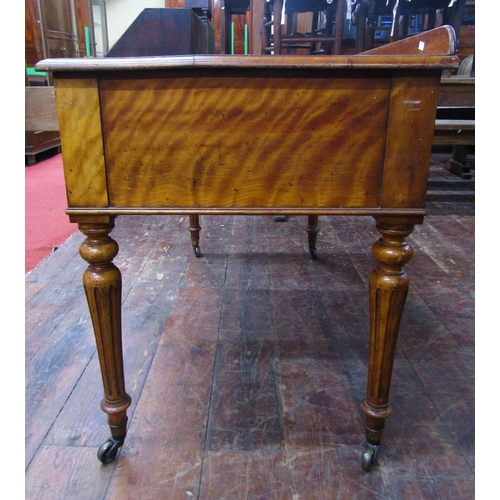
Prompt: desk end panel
<box><xmin>381</xmin><ymin>72</ymin><xmax>441</xmax><ymax>209</ymax></box>
<box><xmin>54</xmin><ymin>75</ymin><xmax>109</xmax><ymax>209</ymax></box>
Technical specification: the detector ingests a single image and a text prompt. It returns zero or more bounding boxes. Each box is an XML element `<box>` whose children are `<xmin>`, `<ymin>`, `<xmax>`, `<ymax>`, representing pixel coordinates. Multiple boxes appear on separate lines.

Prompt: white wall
<box><xmin>104</xmin><ymin>0</ymin><xmax>165</xmax><ymax>49</ymax></box>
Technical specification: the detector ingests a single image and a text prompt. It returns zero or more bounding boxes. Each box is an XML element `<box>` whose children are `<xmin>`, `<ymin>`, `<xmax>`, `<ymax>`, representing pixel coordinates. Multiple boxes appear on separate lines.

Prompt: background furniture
<box><xmin>25</xmin><ymin>0</ymin><xmax>95</xmax><ymax>165</ymax></box>
<box><xmin>354</xmin><ymin>0</ymin><xmax>473</xmax><ymax>54</ymax></box>
<box><xmin>106</xmin><ymin>8</ymin><xmax>215</xmax><ymax>57</ymax></box>
<box><xmin>218</xmin><ymin>0</ymin><xmax>251</xmax><ymax>53</ymax></box>
<box><xmin>25</xmin><ymin>0</ymin><xmax>94</xmax><ymax>67</ymax></box>
<box><xmin>162</xmin><ymin>0</ymin><xmax>473</xmax><ymax>57</ymax></box>
<box><xmin>25</xmin><ymin>86</ymin><xmax>61</xmax><ymax>166</ymax></box>
<box><xmin>268</xmin><ymin>0</ymin><xmax>346</xmax><ymax>55</ymax></box>
<box><xmin>434</xmin><ymin>60</ymin><xmax>475</xmax><ymax>179</ymax></box>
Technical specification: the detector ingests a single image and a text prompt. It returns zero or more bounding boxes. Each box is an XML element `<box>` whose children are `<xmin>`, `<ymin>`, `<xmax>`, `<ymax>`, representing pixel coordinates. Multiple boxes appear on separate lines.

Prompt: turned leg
<box><xmin>79</xmin><ymin>220</ymin><xmax>131</xmax><ymax>464</ymax></box>
<box><xmin>306</xmin><ymin>215</ymin><xmax>319</xmax><ymax>259</ymax></box>
<box><xmin>189</xmin><ymin>215</ymin><xmax>202</xmax><ymax>257</ymax></box>
<box><xmin>360</xmin><ymin>219</ymin><xmax>414</xmax><ymax>471</ymax></box>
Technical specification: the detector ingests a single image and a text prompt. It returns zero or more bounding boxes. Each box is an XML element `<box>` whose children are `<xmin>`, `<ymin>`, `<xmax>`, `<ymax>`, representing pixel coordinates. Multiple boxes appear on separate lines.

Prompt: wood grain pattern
<box><xmin>25</xmin><ymin>87</ymin><xmax>59</xmax><ymax>132</ymax></box>
<box><xmin>101</xmin><ymin>70</ymin><xmax>390</xmax><ymax>210</ymax></box>
<box><xmin>438</xmin><ymin>77</ymin><xmax>475</xmax><ymax>108</ymax></box>
<box><xmin>54</xmin><ymin>76</ymin><xmax>108</xmax><ymax>208</ymax></box>
<box><xmin>381</xmin><ymin>72</ymin><xmax>442</xmax><ymax>208</ymax></box>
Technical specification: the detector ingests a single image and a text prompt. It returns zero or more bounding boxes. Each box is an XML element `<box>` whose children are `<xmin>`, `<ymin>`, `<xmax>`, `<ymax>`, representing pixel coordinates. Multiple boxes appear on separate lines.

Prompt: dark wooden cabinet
<box><xmin>43</xmin><ymin>0</ymin><xmax>81</xmax><ymax>58</ymax></box>
<box><xmin>25</xmin><ymin>0</ymin><xmax>93</xmax><ymax>165</ymax></box>
<box><xmin>106</xmin><ymin>8</ymin><xmax>215</xmax><ymax>57</ymax></box>
<box><xmin>25</xmin><ymin>0</ymin><xmax>93</xmax><ymax>66</ymax></box>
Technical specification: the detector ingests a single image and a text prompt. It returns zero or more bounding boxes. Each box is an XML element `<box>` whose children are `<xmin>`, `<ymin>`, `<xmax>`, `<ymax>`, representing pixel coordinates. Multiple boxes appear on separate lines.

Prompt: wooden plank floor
<box><xmin>25</xmin><ymin>157</ymin><xmax>474</xmax><ymax>499</ymax></box>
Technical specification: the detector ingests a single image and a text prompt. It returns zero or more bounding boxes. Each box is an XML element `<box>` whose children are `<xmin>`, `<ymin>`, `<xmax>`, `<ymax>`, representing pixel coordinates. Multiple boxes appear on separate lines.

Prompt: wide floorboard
<box><xmin>26</xmin><ymin>158</ymin><xmax>474</xmax><ymax>499</ymax></box>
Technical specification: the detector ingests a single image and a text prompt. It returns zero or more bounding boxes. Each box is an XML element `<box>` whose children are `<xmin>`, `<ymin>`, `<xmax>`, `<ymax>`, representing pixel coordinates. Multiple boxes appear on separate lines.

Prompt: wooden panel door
<box><xmin>25</xmin><ymin>0</ymin><xmax>45</xmax><ymax>66</ymax></box>
<box><xmin>43</xmin><ymin>0</ymin><xmax>81</xmax><ymax>58</ymax></box>
<box><xmin>25</xmin><ymin>0</ymin><xmax>93</xmax><ymax>65</ymax></box>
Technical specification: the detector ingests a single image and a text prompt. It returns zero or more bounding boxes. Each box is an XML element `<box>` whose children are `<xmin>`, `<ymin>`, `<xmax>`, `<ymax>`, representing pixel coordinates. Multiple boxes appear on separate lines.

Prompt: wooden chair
<box><xmin>354</xmin><ymin>0</ymin><xmax>458</xmax><ymax>53</ymax></box>
<box><xmin>219</xmin><ymin>0</ymin><xmax>251</xmax><ymax>54</ymax></box>
<box><xmin>266</xmin><ymin>0</ymin><xmax>346</xmax><ymax>55</ymax></box>
<box><xmin>395</xmin><ymin>0</ymin><xmax>452</xmax><ymax>40</ymax></box>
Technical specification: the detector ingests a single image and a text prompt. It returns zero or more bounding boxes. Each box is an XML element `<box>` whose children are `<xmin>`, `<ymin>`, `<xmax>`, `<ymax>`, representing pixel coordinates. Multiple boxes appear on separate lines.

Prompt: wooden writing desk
<box><xmin>36</xmin><ymin>26</ymin><xmax>458</xmax><ymax>471</ymax></box>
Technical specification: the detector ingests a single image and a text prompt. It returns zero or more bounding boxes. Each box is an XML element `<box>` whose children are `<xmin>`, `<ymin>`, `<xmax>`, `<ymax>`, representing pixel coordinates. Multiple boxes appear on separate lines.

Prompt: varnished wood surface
<box><xmin>43</xmin><ymin>66</ymin><xmax>450</xmax><ymax>218</ymax></box>
<box><xmin>53</xmin><ymin>77</ymin><xmax>108</xmax><ymax>208</ymax></box>
<box><xmin>100</xmin><ymin>71</ymin><xmax>389</xmax><ymax>210</ymax></box>
<box><xmin>25</xmin><ymin>87</ymin><xmax>59</xmax><ymax>132</ymax></box>
<box><xmin>25</xmin><ymin>192</ymin><xmax>474</xmax><ymax>498</ymax></box>
<box><xmin>438</xmin><ymin>76</ymin><xmax>475</xmax><ymax>108</ymax></box>
<box><xmin>37</xmin><ymin>53</ymin><xmax>458</xmax><ymax>71</ymax></box>
<box><xmin>433</xmin><ymin>120</ymin><xmax>475</xmax><ymax>145</ymax></box>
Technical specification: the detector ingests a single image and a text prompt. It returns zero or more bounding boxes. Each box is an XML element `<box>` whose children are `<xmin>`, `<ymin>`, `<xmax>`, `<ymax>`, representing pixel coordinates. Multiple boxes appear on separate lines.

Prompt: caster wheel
<box><xmin>193</xmin><ymin>245</ymin><xmax>201</xmax><ymax>258</ymax></box>
<box><xmin>361</xmin><ymin>442</ymin><xmax>379</xmax><ymax>471</ymax></box>
<box><xmin>309</xmin><ymin>247</ymin><xmax>318</xmax><ymax>260</ymax></box>
<box><xmin>97</xmin><ymin>437</ymin><xmax>124</xmax><ymax>464</ymax></box>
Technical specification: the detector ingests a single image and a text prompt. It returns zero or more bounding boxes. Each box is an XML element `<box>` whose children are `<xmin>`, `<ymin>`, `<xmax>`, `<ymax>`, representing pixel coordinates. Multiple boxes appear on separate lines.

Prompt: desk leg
<box><xmin>79</xmin><ymin>220</ymin><xmax>132</xmax><ymax>464</ymax></box>
<box><xmin>360</xmin><ymin>219</ymin><xmax>414</xmax><ymax>471</ymax></box>
<box><xmin>306</xmin><ymin>214</ymin><xmax>319</xmax><ymax>259</ymax></box>
<box><xmin>189</xmin><ymin>215</ymin><xmax>202</xmax><ymax>257</ymax></box>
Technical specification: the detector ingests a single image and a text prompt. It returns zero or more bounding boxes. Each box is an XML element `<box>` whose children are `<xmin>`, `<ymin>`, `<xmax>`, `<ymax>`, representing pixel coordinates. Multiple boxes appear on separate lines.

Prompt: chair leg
<box><xmin>333</xmin><ymin>0</ymin><xmax>345</xmax><ymax>55</ymax></box>
<box><xmin>273</xmin><ymin>0</ymin><xmax>283</xmax><ymax>54</ymax></box>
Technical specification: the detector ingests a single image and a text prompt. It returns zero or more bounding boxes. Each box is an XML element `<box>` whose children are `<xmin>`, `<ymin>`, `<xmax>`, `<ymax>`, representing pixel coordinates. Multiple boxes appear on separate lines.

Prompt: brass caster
<box><xmin>97</xmin><ymin>436</ymin><xmax>125</xmax><ymax>464</ymax></box>
<box><xmin>193</xmin><ymin>245</ymin><xmax>201</xmax><ymax>258</ymax></box>
<box><xmin>361</xmin><ymin>442</ymin><xmax>379</xmax><ymax>471</ymax></box>
<box><xmin>309</xmin><ymin>247</ymin><xmax>318</xmax><ymax>260</ymax></box>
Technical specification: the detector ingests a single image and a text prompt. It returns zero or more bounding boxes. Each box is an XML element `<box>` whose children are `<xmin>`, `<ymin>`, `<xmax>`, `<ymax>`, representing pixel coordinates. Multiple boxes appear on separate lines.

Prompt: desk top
<box><xmin>37</xmin><ymin>25</ymin><xmax>458</xmax><ymax>73</ymax></box>
<box><xmin>36</xmin><ymin>53</ymin><xmax>458</xmax><ymax>73</ymax></box>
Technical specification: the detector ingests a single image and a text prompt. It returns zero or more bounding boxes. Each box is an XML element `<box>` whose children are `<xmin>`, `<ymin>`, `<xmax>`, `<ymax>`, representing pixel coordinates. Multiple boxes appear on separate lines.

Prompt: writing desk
<box><xmin>36</xmin><ymin>26</ymin><xmax>458</xmax><ymax>471</ymax></box>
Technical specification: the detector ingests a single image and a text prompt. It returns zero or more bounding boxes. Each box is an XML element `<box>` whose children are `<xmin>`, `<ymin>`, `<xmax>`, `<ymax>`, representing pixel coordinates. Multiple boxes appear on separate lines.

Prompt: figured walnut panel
<box><xmin>101</xmin><ymin>70</ymin><xmax>390</xmax><ymax>210</ymax></box>
<box><xmin>54</xmin><ymin>75</ymin><xmax>108</xmax><ymax>208</ymax></box>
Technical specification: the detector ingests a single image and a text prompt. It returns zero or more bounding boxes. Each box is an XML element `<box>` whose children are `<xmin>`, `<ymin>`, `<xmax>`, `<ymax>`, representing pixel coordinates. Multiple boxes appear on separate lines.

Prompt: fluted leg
<box><xmin>306</xmin><ymin>215</ymin><xmax>319</xmax><ymax>259</ymax></box>
<box><xmin>189</xmin><ymin>215</ymin><xmax>202</xmax><ymax>257</ymax></box>
<box><xmin>79</xmin><ymin>220</ymin><xmax>131</xmax><ymax>464</ymax></box>
<box><xmin>360</xmin><ymin>218</ymin><xmax>414</xmax><ymax>470</ymax></box>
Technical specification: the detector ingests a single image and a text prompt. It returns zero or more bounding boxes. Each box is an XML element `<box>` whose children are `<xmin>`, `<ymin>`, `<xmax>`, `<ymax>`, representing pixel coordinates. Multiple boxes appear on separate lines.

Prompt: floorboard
<box><xmin>25</xmin><ymin>156</ymin><xmax>475</xmax><ymax>499</ymax></box>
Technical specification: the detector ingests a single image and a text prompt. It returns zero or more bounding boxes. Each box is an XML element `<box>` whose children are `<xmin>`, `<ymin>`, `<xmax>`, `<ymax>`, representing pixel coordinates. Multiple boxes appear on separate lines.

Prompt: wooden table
<box><xmin>36</xmin><ymin>26</ymin><xmax>458</xmax><ymax>471</ymax></box>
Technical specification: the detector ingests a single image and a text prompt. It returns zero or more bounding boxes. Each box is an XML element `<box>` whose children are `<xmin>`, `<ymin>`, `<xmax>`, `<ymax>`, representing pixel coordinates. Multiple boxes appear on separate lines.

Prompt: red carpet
<box><xmin>25</xmin><ymin>153</ymin><xmax>77</xmax><ymax>273</ymax></box>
